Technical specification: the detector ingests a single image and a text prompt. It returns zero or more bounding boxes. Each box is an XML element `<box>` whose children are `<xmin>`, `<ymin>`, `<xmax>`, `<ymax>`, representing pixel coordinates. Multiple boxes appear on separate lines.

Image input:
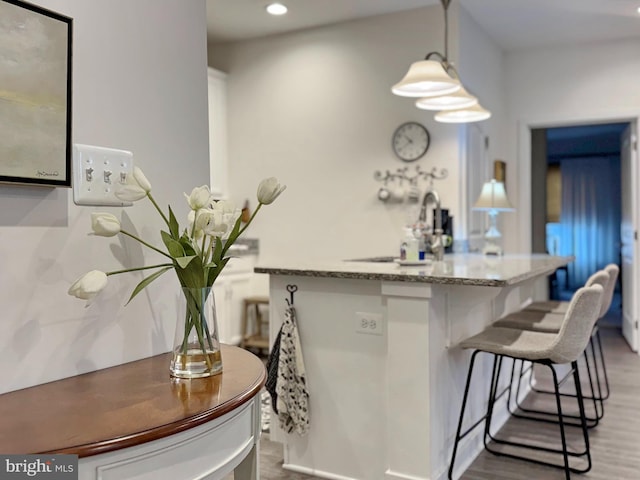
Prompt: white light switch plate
<box><xmin>73</xmin><ymin>144</ymin><xmax>134</xmax><ymax>206</ymax></box>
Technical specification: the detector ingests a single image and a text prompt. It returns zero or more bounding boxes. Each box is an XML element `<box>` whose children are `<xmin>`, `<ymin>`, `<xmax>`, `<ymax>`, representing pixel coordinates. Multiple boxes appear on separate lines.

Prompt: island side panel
<box><xmin>269</xmin><ymin>275</ymin><xmax>388</xmax><ymax>480</ymax></box>
<box><xmin>428</xmin><ymin>282</ymin><xmax>537</xmax><ymax>480</ymax></box>
<box><xmin>381</xmin><ymin>281</ymin><xmax>433</xmax><ymax>480</ymax></box>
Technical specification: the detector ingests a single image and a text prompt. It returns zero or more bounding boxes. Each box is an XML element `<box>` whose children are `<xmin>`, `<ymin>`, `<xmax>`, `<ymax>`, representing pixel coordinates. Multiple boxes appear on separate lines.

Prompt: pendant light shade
<box><xmin>435</xmin><ymin>104</ymin><xmax>492</xmax><ymax>123</ymax></box>
<box><xmin>391</xmin><ymin>60</ymin><xmax>461</xmax><ymax>98</ymax></box>
<box><xmin>415</xmin><ymin>86</ymin><xmax>478</xmax><ymax>111</ymax></box>
<box><xmin>390</xmin><ymin>0</ymin><xmax>490</xmax><ymax>123</ymax></box>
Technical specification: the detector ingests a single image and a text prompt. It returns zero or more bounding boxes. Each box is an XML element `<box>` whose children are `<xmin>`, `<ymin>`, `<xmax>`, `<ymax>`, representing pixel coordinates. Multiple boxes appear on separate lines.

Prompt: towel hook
<box><xmin>286</xmin><ymin>284</ymin><xmax>298</xmax><ymax>306</ymax></box>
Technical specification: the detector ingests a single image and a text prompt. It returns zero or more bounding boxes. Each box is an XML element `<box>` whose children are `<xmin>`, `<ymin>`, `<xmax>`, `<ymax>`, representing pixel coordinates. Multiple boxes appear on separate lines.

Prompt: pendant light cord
<box><xmin>424</xmin><ymin>0</ymin><xmax>457</xmax><ymax>78</ymax></box>
<box><xmin>443</xmin><ymin>0</ymin><xmax>449</xmax><ymax>60</ymax></box>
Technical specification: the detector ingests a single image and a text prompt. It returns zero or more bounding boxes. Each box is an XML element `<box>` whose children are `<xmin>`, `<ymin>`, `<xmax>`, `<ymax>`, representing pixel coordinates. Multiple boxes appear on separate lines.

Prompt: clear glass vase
<box><xmin>170</xmin><ymin>286</ymin><xmax>223</xmax><ymax>378</ymax></box>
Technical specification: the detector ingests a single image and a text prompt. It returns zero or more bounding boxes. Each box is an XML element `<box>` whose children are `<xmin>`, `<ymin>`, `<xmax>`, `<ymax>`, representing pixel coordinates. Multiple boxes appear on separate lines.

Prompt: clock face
<box><xmin>392</xmin><ymin>122</ymin><xmax>430</xmax><ymax>162</ymax></box>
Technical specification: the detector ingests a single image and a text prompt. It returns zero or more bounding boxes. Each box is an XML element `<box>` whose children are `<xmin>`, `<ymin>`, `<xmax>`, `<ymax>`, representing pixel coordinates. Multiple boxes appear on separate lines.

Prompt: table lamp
<box><xmin>472</xmin><ymin>179</ymin><xmax>514</xmax><ymax>255</ymax></box>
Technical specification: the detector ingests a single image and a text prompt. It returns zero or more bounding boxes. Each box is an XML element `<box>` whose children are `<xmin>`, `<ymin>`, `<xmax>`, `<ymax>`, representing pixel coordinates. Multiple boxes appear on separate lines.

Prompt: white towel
<box><xmin>275</xmin><ymin>305</ymin><xmax>309</xmax><ymax>435</ymax></box>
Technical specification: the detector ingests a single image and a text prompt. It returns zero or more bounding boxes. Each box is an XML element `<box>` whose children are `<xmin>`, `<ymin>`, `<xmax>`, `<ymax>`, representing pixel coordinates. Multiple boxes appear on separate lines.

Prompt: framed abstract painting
<box><xmin>0</xmin><ymin>0</ymin><xmax>72</xmax><ymax>187</ymax></box>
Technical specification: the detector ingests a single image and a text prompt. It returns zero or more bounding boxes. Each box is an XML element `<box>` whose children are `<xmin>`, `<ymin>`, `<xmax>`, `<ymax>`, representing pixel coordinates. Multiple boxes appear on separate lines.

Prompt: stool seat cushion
<box><xmin>462</xmin><ymin>283</ymin><xmax>604</xmax><ymax>364</ymax></box>
<box><xmin>524</xmin><ymin>300</ymin><xmax>569</xmax><ymax>314</ymax></box>
<box><xmin>493</xmin><ymin>309</ymin><xmax>564</xmax><ymax>333</ymax></box>
<box><xmin>459</xmin><ymin>327</ymin><xmax>560</xmax><ymax>362</ymax></box>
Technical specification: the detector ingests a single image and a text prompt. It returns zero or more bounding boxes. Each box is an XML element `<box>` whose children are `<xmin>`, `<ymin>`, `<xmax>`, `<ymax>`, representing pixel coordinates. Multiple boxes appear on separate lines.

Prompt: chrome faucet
<box><xmin>417</xmin><ymin>190</ymin><xmax>445</xmax><ymax>261</ymax></box>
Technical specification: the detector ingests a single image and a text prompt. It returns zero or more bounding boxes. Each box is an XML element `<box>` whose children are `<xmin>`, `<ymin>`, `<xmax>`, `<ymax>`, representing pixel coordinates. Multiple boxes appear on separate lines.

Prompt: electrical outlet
<box><xmin>355</xmin><ymin>312</ymin><xmax>384</xmax><ymax>335</ymax></box>
<box><xmin>73</xmin><ymin>144</ymin><xmax>134</xmax><ymax>206</ymax></box>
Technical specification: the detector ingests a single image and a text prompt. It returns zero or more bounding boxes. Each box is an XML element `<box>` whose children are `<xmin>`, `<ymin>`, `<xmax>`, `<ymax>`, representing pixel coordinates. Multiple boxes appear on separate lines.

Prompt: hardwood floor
<box><xmin>243</xmin><ymin>327</ymin><xmax>639</xmax><ymax>479</ymax></box>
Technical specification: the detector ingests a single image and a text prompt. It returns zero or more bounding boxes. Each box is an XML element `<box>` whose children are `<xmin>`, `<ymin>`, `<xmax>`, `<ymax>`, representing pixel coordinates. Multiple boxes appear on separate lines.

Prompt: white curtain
<box><xmin>559</xmin><ymin>156</ymin><xmax>620</xmax><ymax>290</ymax></box>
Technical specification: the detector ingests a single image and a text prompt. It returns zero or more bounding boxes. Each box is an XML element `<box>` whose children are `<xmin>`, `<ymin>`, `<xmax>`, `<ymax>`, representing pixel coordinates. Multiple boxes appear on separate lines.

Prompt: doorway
<box><xmin>531</xmin><ymin>122</ymin><xmax>629</xmax><ymax>328</ymax></box>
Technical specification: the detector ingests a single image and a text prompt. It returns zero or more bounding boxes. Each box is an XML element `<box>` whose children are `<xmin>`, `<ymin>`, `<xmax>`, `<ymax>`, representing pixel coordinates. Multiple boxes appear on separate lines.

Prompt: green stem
<box><xmin>147</xmin><ymin>192</ymin><xmax>171</xmax><ymax>228</ymax></box>
<box><xmin>182</xmin><ymin>288</ymin><xmax>214</xmax><ymax>371</ymax></box>
<box><xmin>238</xmin><ymin>203</ymin><xmax>262</xmax><ymax>238</ymax></box>
<box><xmin>120</xmin><ymin>229</ymin><xmax>172</xmax><ymax>259</ymax></box>
<box><xmin>106</xmin><ymin>263</ymin><xmax>173</xmax><ymax>276</ymax></box>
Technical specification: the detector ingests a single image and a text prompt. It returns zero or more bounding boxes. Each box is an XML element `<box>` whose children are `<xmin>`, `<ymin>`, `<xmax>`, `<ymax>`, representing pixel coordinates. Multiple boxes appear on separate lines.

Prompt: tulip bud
<box><xmin>184</xmin><ymin>185</ymin><xmax>212</xmax><ymax>211</ymax></box>
<box><xmin>133</xmin><ymin>167</ymin><xmax>152</xmax><ymax>193</ymax></box>
<box><xmin>68</xmin><ymin>270</ymin><xmax>108</xmax><ymax>300</ymax></box>
<box><xmin>115</xmin><ymin>167</ymin><xmax>151</xmax><ymax>202</ymax></box>
<box><xmin>257</xmin><ymin>177</ymin><xmax>286</xmax><ymax>205</ymax></box>
<box><xmin>90</xmin><ymin>212</ymin><xmax>121</xmax><ymax>237</ymax></box>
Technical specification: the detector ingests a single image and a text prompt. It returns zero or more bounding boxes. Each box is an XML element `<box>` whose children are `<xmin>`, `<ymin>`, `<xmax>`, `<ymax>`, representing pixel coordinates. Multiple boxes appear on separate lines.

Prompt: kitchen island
<box><xmin>255</xmin><ymin>254</ymin><xmax>572</xmax><ymax>480</ymax></box>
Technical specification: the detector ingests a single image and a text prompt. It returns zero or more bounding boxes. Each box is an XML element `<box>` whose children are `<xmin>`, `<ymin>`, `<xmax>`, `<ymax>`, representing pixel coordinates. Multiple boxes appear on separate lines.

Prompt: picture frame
<box><xmin>0</xmin><ymin>0</ymin><xmax>72</xmax><ymax>187</ymax></box>
<box><xmin>493</xmin><ymin>159</ymin><xmax>506</xmax><ymax>184</ymax></box>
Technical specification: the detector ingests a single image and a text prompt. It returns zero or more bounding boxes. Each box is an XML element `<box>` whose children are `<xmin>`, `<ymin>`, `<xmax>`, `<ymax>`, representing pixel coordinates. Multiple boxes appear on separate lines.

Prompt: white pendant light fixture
<box><xmin>415</xmin><ymin>85</ymin><xmax>478</xmax><ymax>110</ymax></box>
<box><xmin>391</xmin><ymin>0</ymin><xmax>490</xmax><ymax>123</ymax></box>
<box><xmin>435</xmin><ymin>104</ymin><xmax>492</xmax><ymax>123</ymax></box>
<box><xmin>392</xmin><ymin>60</ymin><xmax>461</xmax><ymax>97</ymax></box>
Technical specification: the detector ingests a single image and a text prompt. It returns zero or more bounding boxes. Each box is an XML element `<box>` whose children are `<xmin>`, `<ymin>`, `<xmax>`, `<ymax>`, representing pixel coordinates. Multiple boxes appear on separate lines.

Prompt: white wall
<box><xmin>504</xmin><ymin>38</ymin><xmax>640</xmax><ymax>252</ymax></box>
<box><xmin>0</xmin><ymin>0</ymin><xmax>210</xmax><ymax>393</ymax></box>
<box><xmin>457</xmin><ymin>4</ymin><xmax>507</xmax><ymax>248</ymax></box>
<box><xmin>209</xmin><ymin>6</ymin><xmax>466</xmax><ymax>264</ymax></box>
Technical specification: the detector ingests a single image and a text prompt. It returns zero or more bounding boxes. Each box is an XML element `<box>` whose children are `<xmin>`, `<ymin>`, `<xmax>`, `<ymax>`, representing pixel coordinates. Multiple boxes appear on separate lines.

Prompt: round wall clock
<box><xmin>392</xmin><ymin>121</ymin><xmax>430</xmax><ymax>162</ymax></box>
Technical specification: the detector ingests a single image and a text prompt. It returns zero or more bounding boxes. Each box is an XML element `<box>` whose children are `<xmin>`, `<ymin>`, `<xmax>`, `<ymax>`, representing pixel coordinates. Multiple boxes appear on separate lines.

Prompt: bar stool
<box><xmin>240</xmin><ymin>296</ymin><xmax>269</xmax><ymax>353</ymax></box>
<box><xmin>448</xmin><ymin>283</ymin><xmax>604</xmax><ymax>480</ymax></box>
<box><xmin>494</xmin><ymin>268</ymin><xmax>615</xmax><ymax>424</ymax></box>
<box><xmin>521</xmin><ymin>264</ymin><xmax>619</xmax><ymax>401</ymax></box>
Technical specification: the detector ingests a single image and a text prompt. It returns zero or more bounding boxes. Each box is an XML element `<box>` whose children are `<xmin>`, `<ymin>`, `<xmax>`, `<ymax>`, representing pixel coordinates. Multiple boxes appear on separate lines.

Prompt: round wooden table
<box><xmin>0</xmin><ymin>345</ymin><xmax>266</xmax><ymax>480</ymax></box>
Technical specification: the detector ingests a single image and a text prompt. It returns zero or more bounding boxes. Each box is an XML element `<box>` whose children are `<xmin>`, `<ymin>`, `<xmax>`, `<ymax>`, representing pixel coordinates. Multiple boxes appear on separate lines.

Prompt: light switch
<box><xmin>73</xmin><ymin>144</ymin><xmax>134</xmax><ymax>206</ymax></box>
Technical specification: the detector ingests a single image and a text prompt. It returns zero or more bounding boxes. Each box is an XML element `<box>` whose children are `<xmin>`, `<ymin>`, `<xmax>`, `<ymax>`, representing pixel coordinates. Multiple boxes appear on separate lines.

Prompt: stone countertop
<box><xmin>254</xmin><ymin>253</ymin><xmax>573</xmax><ymax>287</ymax></box>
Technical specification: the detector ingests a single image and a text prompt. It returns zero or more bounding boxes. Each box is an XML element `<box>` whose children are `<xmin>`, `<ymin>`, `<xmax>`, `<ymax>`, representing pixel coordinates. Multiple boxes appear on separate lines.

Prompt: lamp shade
<box><xmin>392</xmin><ymin>60</ymin><xmax>461</xmax><ymax>98</ymax></box>
<box><xmin>434</xmin><ymin>103</ymin><xmax>491</xmax><ymax>123</ymax></box>
<box><xmin>473</xmin><ymin>179</ymin><xmax>514</xmax><ymax>211</ymax></box>
<box><xmin>415</xmin><ymin>86</ymin><xmax>478</xmax><ymax>111</ymax></box>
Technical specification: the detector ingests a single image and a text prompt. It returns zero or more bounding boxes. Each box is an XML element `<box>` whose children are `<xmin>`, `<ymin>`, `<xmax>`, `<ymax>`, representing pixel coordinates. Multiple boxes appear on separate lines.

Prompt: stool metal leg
<box><xmin>519</xmin><ymin>350</ymin><xmax>603</xmax><ymax>427</ymax></box>
<box><xmin>484</xmin><ymin>359</ymin><xmax>592</xmax><ymax>475</ymax></box>
<box><xmin>448</xmin><ymin>350</ymin><xmax>481</xmax><ymax>480</ymax></box>
<box><xmin>595</xmin><ymin>329</ymin><xmax>611</xmax><ymax>400</ymax></box>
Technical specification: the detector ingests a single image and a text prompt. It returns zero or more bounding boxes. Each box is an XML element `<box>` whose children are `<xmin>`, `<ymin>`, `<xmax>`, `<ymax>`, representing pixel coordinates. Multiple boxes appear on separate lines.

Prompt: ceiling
<box><xmin>206</xmin><ymin>0</ymin><xmax>640</xmax><ymax>51</ymax></box>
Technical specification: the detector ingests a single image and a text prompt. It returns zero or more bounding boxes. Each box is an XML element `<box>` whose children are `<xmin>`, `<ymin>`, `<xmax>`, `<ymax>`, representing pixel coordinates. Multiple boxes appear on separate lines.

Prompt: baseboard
<box><xmin>384</xmin><ymin>469</ymin><xmax>431</xmax><ymax>480</ymax></box>
<box><xmin>282</xmin><ymin>463</ymin><xmax>359</xmax><ymax>480</ymax></box>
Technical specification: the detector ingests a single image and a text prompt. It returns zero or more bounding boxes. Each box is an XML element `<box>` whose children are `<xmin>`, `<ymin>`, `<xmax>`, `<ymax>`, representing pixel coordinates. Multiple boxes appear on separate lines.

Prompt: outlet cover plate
<box><xmin>355</xmin><ymin>312</ymin><xmax>384</xmax><ymax>335</ymax></box>
<box><xmin>73</xmin><ymin>144</ymin><xmax>134</xmax><ymax>206</ymax></box>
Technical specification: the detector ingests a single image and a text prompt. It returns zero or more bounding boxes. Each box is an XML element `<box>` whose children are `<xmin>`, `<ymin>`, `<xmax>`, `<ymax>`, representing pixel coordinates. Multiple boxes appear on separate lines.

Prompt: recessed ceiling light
<box><xmin>266</xmin><ymin>3</ymin><xmax>288</xmax><ymax>15</ymax></box>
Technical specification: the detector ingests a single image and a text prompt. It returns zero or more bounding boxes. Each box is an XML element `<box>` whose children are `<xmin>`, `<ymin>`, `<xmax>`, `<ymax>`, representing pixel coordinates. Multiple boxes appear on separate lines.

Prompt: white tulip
<box><xmin>203</xmin><ymin>209</ymin><xmax>228</xmax><ymax>238</ymax></box>
<box><xmin>184</xmin><ymin>185</ymin><xmax>212</xmax><ymax>211</ymax></box>
<box><xmin>133</xmin><ymin>167</ymin><xmax>152</xmax><ymax>193</ymax></box>
<box><xmin>187</xmin><ymin>210</ymin><xmax>204</xmax><ymax>241</ymax></box>
<box><xmin>212</xmin><ymin>199</ymin><xmax>235</xmax><ymax>214</ymax></box>
<box><xmin>115</xmin><ymin>167</ymin><xmax>151</xmax><ymax>202</ymax></box>
<box><xmin>257</xmin><ymin>177</ymin><xmax>286</xmax><ymax>205</ymax></box>
<box><xmin>90</xmin><ymin>212</ymin><xmax>121</xmax><ymax>237</ymax></box>
<box><xmin>194</xmin><ymin>208</ymin><xmax>216</xmax><ymax>231</ymax></box>
<box><xmin>68</xmin><ymin>270</ymin><xmax>108</xmax><ymax>300</ymax></box>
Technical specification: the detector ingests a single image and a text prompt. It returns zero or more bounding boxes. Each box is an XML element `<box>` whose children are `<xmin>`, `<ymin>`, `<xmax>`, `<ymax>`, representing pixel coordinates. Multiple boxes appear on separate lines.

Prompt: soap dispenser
<box><xmin>400</xmin><ymin>227</ymin><xmax>419</xmax><ymax>261</ymax></box>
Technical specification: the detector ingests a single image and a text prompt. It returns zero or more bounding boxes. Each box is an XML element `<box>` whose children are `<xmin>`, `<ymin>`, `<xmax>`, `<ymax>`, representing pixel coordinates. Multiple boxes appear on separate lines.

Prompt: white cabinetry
<box><xmin>208</xmin><ymin>67</ymin><xmax>228</xmax><ymax>199</ymax></box>
<box><xmin>213</xmin><ymin>257</ymin><xmax>255</xmax><ymax>345</ymax></box>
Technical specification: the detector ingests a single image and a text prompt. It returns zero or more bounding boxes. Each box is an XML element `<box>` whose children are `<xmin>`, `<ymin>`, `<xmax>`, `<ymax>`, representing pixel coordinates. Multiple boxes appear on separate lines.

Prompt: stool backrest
<box><xmin>582</xmin><ymin>269</ymin><xmax>612</xmax><ymax>318</ymax></box>
<box><xmin>549</xmin><ymin>283</ymin><xmax>604</xmax><ymax>364</ymax></box>
<box><xmin>601</xmin><ymin>264</ymin><xmax>620</xmax><ymax>316</ymax></box>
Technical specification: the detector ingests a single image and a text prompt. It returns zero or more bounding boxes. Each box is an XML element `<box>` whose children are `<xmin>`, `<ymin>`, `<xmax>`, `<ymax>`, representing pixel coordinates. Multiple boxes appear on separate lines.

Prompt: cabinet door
<box><xmin>208</xmin><ymin>68</ymin><xmax>228</xmax><ymax>199</ymax></box>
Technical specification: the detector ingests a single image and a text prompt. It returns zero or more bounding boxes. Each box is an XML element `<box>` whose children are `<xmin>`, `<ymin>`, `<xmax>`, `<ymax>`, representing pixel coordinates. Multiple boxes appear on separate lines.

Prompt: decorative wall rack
<box><xmin>374</xmin><ymin>165</ymin><xmax>448</xmax><ymax>203</ymax></box>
